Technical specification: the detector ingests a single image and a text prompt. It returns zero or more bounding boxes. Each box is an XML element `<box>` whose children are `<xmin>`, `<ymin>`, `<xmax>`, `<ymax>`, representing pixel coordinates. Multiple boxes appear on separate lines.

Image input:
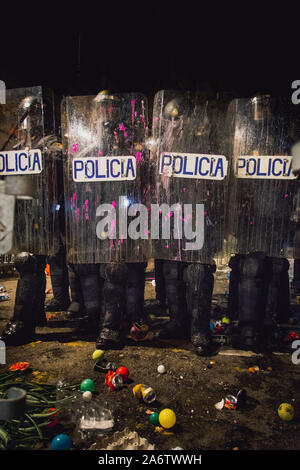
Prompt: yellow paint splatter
<box><xmin>31</xmin><ymin>371</ymin><xmax>54</xmax><ymax>383</ymax></box>
<box><xmin>29</xmin><ymin>341</ymin><xmax>42</xmax><ymax>347</ymax></box>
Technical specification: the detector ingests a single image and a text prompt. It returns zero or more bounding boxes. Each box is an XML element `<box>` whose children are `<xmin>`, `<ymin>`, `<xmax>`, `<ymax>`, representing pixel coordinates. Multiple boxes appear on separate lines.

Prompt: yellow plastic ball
<box><xmin>278</xmin><ymin>403</ymin><xmax>294</xmax><ymax>421</ymax></box>
<box><xmin>159</xmin><ymin>409</ymin><xmax>176</xmax><ymax>429</ymax></box>
<box><xmin>92</xmin><ymin>349</ymin><xmax>104</xmax><ymax>361</ymax></box>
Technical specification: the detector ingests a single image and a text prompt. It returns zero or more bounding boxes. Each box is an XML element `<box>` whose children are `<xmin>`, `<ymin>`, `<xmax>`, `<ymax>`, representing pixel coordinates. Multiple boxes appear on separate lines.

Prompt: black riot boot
<box><xmin>154</xmin><ymin>259</ymin><xmax>166</xmax><ymax>307</ymax></box>
<box><xmin>67</xmin><ymin>263</ymin><xmax>86</xmax><ymax>319</ymax></box>
<box><xmin>125</xmin><ymin>262</ymin><xmax>147</xmax><ymax>328</ymax></box>
<box><xmin>184</xmin><ymin>263</ymin><xmax>215</xmax><ymax>356</ymax></box>
<box><xmin>237</xmin><ymin>252</ymin><xmax>267</xmax><ymax>348</ymax></box>
<box><xmin>45</xmin><ymin>247</ymin><xmax>71</xmax><ymax>312</ymax></box>
<box><xmin>158</xmin><ymin>261</ymin><xmax>188</xmax><ymax>340</ymax></box>
<box><xmin>74</xmin><ymin>264</ymin><xmax>102</xmax><ymax>335</ymax></box>
<box><xmin>1</xmin><ymin>253</ymin><xmax>47</xmax><ymax>345</ymax></box>
<box><xmin>96</xmin><ymin>263</ymin><xmax>128</xmax><ymax>350</ymax></box>
<box><xmin>228</xmin><ymin>254</ymin><xmax>246</xmax><ymax>322</ymax></box>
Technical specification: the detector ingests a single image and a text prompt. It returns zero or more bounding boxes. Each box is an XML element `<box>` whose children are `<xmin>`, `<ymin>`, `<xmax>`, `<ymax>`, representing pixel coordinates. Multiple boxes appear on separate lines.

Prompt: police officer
<box><xmin>226</xmin><ymin>95</ymin><xmax>300</xmax><ymax>348</ymax></box>
<box><xmin>61</xmin><ymin>90</ymin><xmax>150</xmax><ymax>349</ymax></box>
<box><xmin>150</xmin><ymin>90</ymin><xmax>229</xmax><ymax>355</ymax></box>
<box><xmin>0</xmin><ymin>86</ymin><xmax>63</xmax><ymax>345</ymax></box>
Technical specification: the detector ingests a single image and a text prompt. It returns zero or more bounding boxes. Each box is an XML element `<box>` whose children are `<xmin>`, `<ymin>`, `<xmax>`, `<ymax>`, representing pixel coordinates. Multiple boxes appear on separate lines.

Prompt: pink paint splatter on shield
<box><xmin>72</xmin><ymin>143</ymin><xmax>78</xmax><ymax>152</ymax></box>
<box><xmin>136</xmin><ymin>152</ymin><xmax>142</xmax><ymax>163</ymax></box>
<box><xmin>119</xmin><ymin>123</ymin><xmax>126</xmax><ymax>131</ymax></box>
<box><xmin>131</xmin><ymin>100</ymin><xmax>136</xmax><ymax>124</ymax></box>
<box><xmin>99</xmin><ymin>149</ymin><xmax>103</xmax><ymax>156</ymax></box>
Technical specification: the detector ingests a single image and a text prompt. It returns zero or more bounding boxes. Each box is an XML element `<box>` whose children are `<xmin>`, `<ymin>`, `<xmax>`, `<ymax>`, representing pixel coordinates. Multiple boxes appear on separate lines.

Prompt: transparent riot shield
<box><xmin>62</xmin><ymin>92</ymin><xmax>150</xmax><ymax>264</ymax></box>
<box><xmin>225</xmin><ymin>95</ymin><xmax>300</xmax><ymax>258</ymax></box>
<box><xmin>0</xmin><ymin>86</ymin><xmax>60</xmax><ymax>255</ymax></box>
<box><xmin>151</xmin><ymin>90</ymin><xmax>229</xmax><ymax>264</ymax></box>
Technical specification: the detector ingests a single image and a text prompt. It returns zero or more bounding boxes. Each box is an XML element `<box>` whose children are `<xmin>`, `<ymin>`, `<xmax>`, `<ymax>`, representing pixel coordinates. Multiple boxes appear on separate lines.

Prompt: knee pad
<box><xmin>126</xmin><ymin>263</ymin><xmax>146</xmax><ymax>287</ymax></box>
<box><xmin>14</xmin><ymin>252</ymin><xmax>35</xmax><ymax>275</ymax></box>
<box><xmin>267</xmin><ymin>257</ymin><xmax>289</xmax><ymax>275</ymax></box>
<box><xmin>163</xmin><ymin>261</ymin><xmax>186</xmax><ymax>281</ymax></box>
<box><xmin>77</xmin><ymin>263</ymin><xmax>100</xmax><ymax>277</ymax></box>
<box><xmin>102</xmin><ymin>263</ymin><xmax>129</xmax><ymax>284</ymax></box>
<box><xmin>240</xmin><ymin>253</ymin><xmax>266</xmax><ymax>279</ymax></box>
<box><xmin>184</xmin><ymin>263</ymin><xmax>215</xmax><ymax>285</ymax></box>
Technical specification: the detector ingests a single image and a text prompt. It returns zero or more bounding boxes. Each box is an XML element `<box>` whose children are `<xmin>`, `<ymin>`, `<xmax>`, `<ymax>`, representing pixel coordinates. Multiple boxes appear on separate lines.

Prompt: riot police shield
<box><xmin>61</xmin><ymin>92</ymin><xmax>150</xmax><ymax>264</ymax></box>
<box><xmin>225</xmin><ymin>95</ymin><xmax>300</xmax><ymax>258</ymax></box>
<box><xmin>151</xmin><ymin>90</ymin><xmax>229</xmax><ymax>264</ymax></box>
<box><xmin>0</xmin><ymin>86</ymin><xmax>60</xmax><ymax>255</ymax></box>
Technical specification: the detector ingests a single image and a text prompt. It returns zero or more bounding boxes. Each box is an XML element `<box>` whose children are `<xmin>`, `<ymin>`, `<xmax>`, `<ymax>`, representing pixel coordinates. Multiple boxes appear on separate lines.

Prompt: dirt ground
<box><xmin>0</xmin><ymin>261</ymin><xmax>300</xmax><ymax>451</ymax></box>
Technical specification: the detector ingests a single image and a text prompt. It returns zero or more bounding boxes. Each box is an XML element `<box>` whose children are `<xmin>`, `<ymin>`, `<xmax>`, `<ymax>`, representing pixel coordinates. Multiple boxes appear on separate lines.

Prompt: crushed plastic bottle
<box><xmin>79</xmin><ymin>404</ymin><xmax>114</xmax><ymax>433</ymax></box>
<box><xmin>72</xmin><ymin>400</ymin><xmax>114</xmax><ymax>446</ymax></box>
<box><xmin>56</xmin><ymin>379</ymin><xmax>81</xmax><ymax>424</ymax></box>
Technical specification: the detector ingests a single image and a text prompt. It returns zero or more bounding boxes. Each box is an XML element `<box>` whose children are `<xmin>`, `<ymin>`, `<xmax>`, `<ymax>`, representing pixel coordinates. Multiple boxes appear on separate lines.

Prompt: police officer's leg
<box><xmin>293</xmin><ymin>259</ymin><xmax>300</xmax><ymax>294</ymax></box>
<box><xmin>67</xmin><ymin>263</ymin><xmax>86</xmax><ymax>318</ymax></box>
<box><xmin>228</xmin><ymin>254</ymin><xmax>246</xmax><ymax>321</ymax></box>
<box><xmin>265</xmin><ymin>257</ymin><xmax>290</xmax><ymax>325</ymax></box>
<box><xmin>125</xmin><ymin>262</ymin><xmax>147</xmax><ymax>326</ymax></box>
<box><xmin>45</xmin><ymin>246</ymin><xmax>70</xmax><ymax>312</ymax></box>
<box><xmin>184</xmin><ymin>263</ymin><xmax>215</xmax><ymax>356</ymax></box>
<box><xmin>158</xmin><ymin>260</ymin><xmax>188</xmax><ymax>339</ymax></box>
<box><xmin>34</xmin><ymin>255</ymin><xmax>48</xmax><ymax>327</ymax></box>
<box><xmin>1</xmin><ymin>253</ymin><xmax>46</xmax><ymax>345</ymax></box>
<box><xmin>96</xmin><ymin>263</ymin><xmax>128</xmax><ymax>350</ymax></box>
<box><xmin>292</xmin><ymin>224</ymin><xmax>300</xmax><ymax>294</ymax></box>
<box><xmin>76</xmin><ymin>264</ymin><xmax>102</xmax><ymax>334</ymax></box>
<box><xmin>238</xmin><ymin>252</ymin><xmax>267</xmax><ymax>347</ymax></box>
<box><xmin>155</xmin><ymin>259</ymin><xmax>166</xmax><ymax>307</ymax></box>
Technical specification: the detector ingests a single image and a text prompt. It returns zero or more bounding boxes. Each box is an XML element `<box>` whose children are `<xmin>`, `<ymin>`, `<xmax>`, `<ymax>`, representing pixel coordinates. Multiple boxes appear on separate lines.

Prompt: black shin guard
<box><xmin>293</xmin><ymin>259</ymin><xmax>300</xmax><ymax>293</ymax></box>
<box><xmin>67</xmin><ymin>264</ymin><xmax>85</xmax><ymax>317</ymax></box>
<box><xmin>47</xmin><ymin>247</ymin><xmax>70</xmax><ymax>310</ymax></box>
<box><xmin>265</xmin><ymin>257</ymin><xmax>290</xmax><ymax>325</ymax></box>
<box><xmin>158</xmin><ymin>261</ymin><xmax>187</xmax><ymax>339</ymax></box>
<box><xmin>228</xmin><ymin>255</ymin><xmax>246</xmax><ymax>321</ymax></box>
<box><xmin>74</xmin><ymin>264</ymin><xmax>102</xmax><ymax>332</ymax></box>
<box><xmin>154</xmin><ymin>259</ymin><xmax>166</xmax><ymax>306</ymax></box>
<box><xmin>1</xmin><ymin>253</ymin><xmax>46</xmax><ymax>344</ymax></box>
<box><xmin>125</xmin><ymin>263</ymin><xmax>147</xmax><ymax>326</ymax></box>
<box><xmin>97</xmin><ymin>263</ymin><xmax>128</xmax><ymax>348</ymax></box>
<box><xmin>14</xmin><ymin>253</ymin><xmax>47</xmax><ymax>327</ymax></box>
<box><xmin>184</xmin><ymin>263</ymin><xmax>215</xmax><ymax>352</ymax></box>
<box><xmin>238</xmin><ymin>252</ymin><xmax>267</xmax><ymax>346</ymax></box>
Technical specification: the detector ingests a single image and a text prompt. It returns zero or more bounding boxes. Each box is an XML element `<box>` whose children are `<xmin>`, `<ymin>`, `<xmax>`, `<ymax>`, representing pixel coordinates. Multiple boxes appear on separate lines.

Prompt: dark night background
<box><xmin>0</xmin><ymin>8</ymin><xmax>298</xmax><ymax>101</ymax></box>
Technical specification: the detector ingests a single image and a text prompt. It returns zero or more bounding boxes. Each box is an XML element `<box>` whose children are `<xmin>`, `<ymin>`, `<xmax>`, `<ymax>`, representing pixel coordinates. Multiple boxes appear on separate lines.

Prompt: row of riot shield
<box><xmin>0</xmin><ymin>87</ymin><xmax>299</xmax><ymax>270</ymax></box>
